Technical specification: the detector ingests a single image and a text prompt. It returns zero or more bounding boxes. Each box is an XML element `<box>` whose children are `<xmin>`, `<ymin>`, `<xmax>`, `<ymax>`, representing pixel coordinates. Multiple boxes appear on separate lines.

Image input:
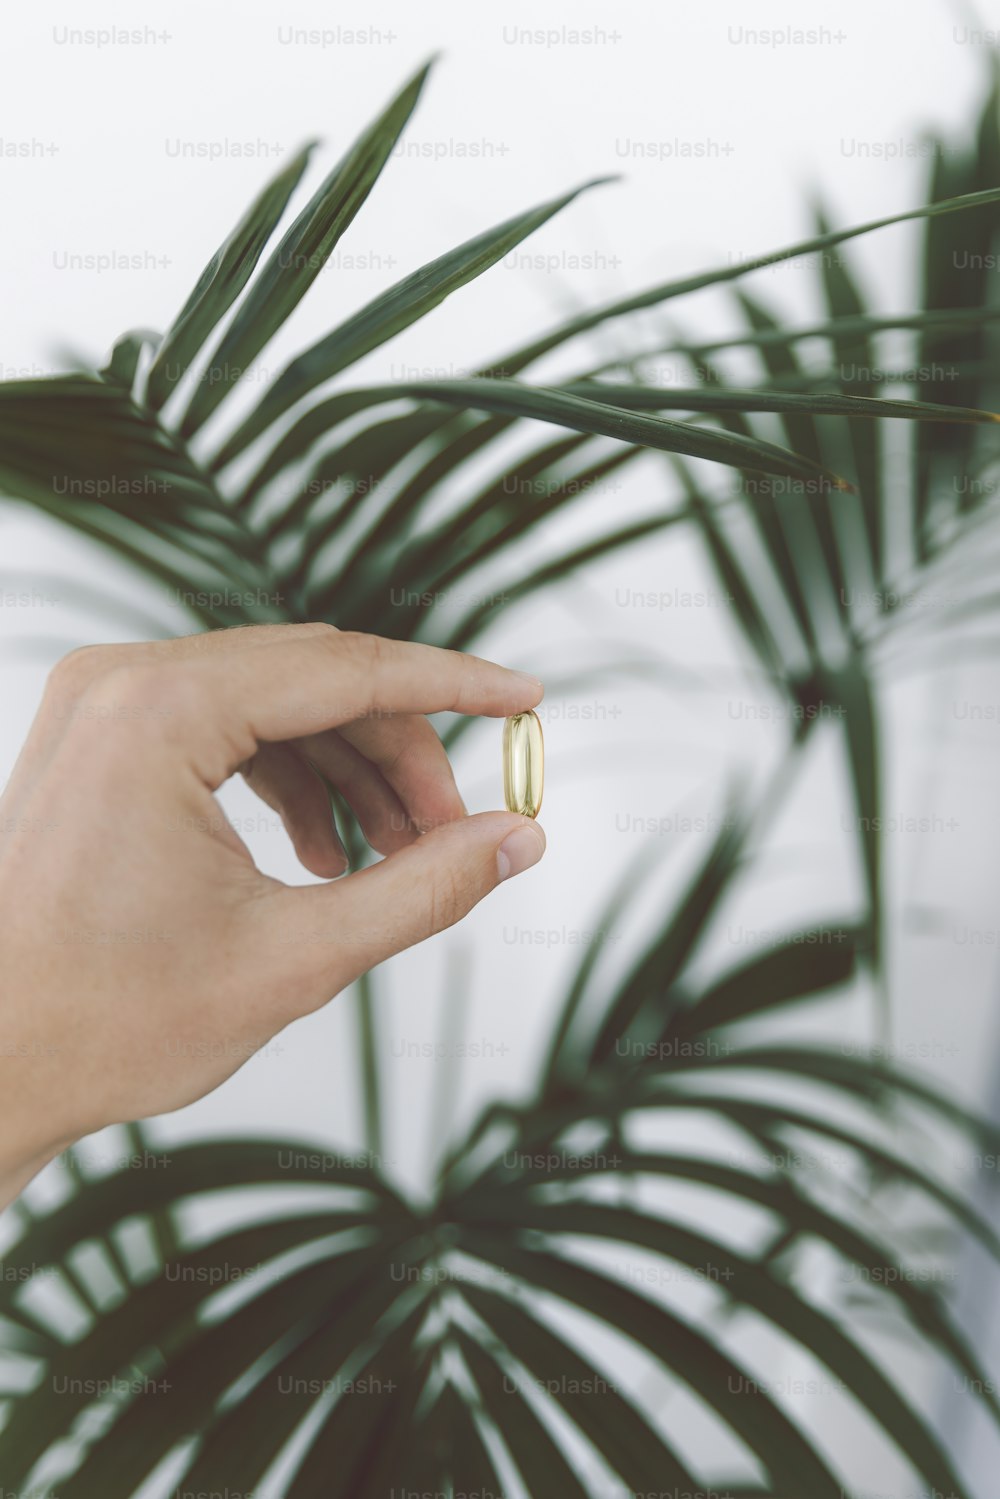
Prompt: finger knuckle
<box><xmin>258</xmin><ymin>620</ymin><xmax>340</xmax><ymax>650</ymax></box>
<box><xmin>45</xmin><ymin>644</ymin><xmax>122</xmax><ymax>700</ymax></box>
<box><xmin>82</xmin><ymin>662</ymin><xmax>200</xmax><ymax>734</ymax></box>
<box><xmin>334</xmin><ymin>629</ymin><xmax>374</xmax><ymax>663</ymax></box>
<box><xmin>299</xmin><ymin>620</ymin><xmax>340</xmax><ymax>639</ymax></box>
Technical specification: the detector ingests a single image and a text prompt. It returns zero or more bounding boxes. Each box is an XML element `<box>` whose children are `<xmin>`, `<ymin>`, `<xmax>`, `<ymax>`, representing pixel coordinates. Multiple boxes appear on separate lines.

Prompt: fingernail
<box><xmin>512</xmin><ymin>670</ymin><xmax>543</xmax><ymax>693</ymax></box>
<box><xmin>497</xmin><ymin>824</ymin><xmax>545</xmax><ymax>881</ymax></box>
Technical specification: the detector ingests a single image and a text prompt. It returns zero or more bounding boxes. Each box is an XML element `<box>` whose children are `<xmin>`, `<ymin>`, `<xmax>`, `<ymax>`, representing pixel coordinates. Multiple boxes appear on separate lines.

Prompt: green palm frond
<box><xmin>1</xmin><ymin>59</ymin><xmax>999</xmax><ymax>645</ymax></box>
<box><xmin>1</xmin><ymin>797</ymin><xmax>994</xmax><ymax>1496</ymax></box>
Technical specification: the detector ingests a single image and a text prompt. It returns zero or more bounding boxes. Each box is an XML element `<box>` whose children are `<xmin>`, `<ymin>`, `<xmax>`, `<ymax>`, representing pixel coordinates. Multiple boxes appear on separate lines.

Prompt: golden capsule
<box><xmin>503</xmin><ymin>710</ymin><xmax>544</xmax><ymax>819</ymax></box>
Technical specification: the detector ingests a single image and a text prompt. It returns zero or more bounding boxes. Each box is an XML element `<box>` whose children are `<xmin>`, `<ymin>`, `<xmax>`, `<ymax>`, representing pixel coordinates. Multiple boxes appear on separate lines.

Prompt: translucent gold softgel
<box><xmin>503</xmin><ymin>710</ymin><xmax>544</xmax><ymax>818</ymax></box>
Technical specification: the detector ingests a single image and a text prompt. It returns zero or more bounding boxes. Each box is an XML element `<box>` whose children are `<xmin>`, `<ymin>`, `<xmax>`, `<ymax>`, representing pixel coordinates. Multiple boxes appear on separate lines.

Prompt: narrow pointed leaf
<box><xmin>145</xmin><ymin>142</ymin><xmax>316</xmax><ymax>412</ymax></box>
<box><xmin>212</xmin><ymin>179</ymin><xmax>614</xmax><ymax>468</ymax></box>
<box><xmin>179</xmin><ymin>60</ymin><xmax>434</xmax><ymax>438</ymax></box>
<box><xmin>484</xmin><ymin>183</ymin><xmax>1000</xmax><ymax>377</ymax></box>
<box><xmin>338</xmin><ymin>378</ymin><xmax>853</xmax><ymax>488</ymax></box>
<box><xmin>561</xmin><ymin>381</ymin><xmax>1000</xmax><ymax>426</ymax></box>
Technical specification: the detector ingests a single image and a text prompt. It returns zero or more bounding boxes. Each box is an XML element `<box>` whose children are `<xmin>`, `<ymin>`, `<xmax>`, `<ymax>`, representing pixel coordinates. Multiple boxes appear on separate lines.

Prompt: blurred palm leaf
<box><xmin>2</xmin><ymin>815</ymin><xmax>997</xmax><ymax>1496</ymax></box>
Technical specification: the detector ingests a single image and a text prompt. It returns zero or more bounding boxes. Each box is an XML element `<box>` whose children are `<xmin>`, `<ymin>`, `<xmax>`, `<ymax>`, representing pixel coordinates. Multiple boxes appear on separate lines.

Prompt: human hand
<box><xmin>0</xmin><ymin>624</ymin><xmax>546</xmax><ymax>1205</ymax></box>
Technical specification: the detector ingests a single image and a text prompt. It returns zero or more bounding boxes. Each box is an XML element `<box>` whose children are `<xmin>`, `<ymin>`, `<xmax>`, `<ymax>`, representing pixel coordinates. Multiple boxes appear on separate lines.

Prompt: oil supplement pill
<box><xmin>503</xmin><ymin>710</ymin><xmax>544</xmax><ymax>818</ymax></box>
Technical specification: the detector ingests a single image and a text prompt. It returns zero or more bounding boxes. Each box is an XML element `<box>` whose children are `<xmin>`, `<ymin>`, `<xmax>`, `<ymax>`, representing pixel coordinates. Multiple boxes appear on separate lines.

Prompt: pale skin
<box><xmin>0</xmin><ymin>623</ymin><xmax>546</xmax><ymax>1209</ymax></box>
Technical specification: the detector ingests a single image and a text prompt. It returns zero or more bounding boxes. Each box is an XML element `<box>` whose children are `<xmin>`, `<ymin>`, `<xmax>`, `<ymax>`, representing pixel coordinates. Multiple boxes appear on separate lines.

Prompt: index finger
<box><xmin>100</xmin><ymin>628</ymin><xmax>543</xmax><ymax>783</ymax></box>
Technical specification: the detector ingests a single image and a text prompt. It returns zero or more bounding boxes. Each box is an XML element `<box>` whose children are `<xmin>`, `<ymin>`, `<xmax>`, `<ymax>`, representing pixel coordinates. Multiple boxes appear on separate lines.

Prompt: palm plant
<box><xmin>2</xmin><ymin>59</ymin><xmax>1000</xmax><ymax>1498</ymax></box>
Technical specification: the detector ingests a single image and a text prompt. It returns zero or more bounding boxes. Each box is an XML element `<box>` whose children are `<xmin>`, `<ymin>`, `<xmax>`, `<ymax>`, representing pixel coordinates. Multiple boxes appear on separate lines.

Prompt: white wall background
<box><xmin>3</xmin><ymin>1</ymin><xmax>1000</xmax><ymax>1494</ymax></box>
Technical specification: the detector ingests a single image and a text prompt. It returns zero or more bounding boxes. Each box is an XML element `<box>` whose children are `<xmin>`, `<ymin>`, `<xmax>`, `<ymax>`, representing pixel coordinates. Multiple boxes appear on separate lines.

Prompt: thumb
<box><xmin>263</xmin><ymin>812</ymin><xmax>546</xmax><ymax>1011</ymax></box>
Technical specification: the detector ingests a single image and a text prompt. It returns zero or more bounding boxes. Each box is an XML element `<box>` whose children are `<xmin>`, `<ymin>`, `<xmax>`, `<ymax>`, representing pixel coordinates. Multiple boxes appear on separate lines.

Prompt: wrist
<box><xmin>0</xmin><ymin>1041</ymin><xmax>80</xmax><ymax>1210</ymax></box>
<box><xmin>0</xmin><ymin>1133</ymin><xmax>74</xmax><ymax>1213</ymax></box>
<box><xmin>0</xmin><ymin>940</ymin><xmax>82</xmax><ymax>1206</ymax></box>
